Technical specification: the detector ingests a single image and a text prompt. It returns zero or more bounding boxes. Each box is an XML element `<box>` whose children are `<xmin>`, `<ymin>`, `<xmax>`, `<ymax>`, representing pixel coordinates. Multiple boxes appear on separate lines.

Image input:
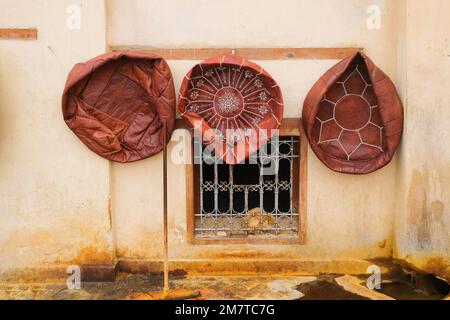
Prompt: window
<box><xmin>185</xmin><ymin>119</ymin><xmax>307</xmax><ymax>244</ymax></box>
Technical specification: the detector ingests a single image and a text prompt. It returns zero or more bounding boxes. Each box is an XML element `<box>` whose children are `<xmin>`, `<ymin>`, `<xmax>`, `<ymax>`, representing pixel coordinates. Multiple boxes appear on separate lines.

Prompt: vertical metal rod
<box><xmin>229</xmin><ymin>164</ymin><xmax>233</xmax><ymax>215</ymax></box>
<box><xmin>289</xmin><ymin>137</ymin><xmax>294</xmax><ymax>219</ymax></box>
<box><xmin>199</xmin><ymin>142</ymin><xmax>204</xmax><ymax>230</ymax></box>
<box><xmin>162</xmin><ymin>119</ymin><xmax>169</xmax><ymax>296</ymax></box>
<box><xmin>274</xmin><ymin>139</ymin><xmax>280</xmax><ymax>234</ymax></box>
<box><xmin>214</xmin><ymin>156</ymin><xmax>218</xmax><ymax>223</ymax></box>
<box><xmin>259</xmin><ymin>162</ymin><xmax>264</xmax><ymax>214</ymax></box>
<box><xmin>244</xmin><ymin>187</ymin><xmax>249</xmax><ymax>213</ymax></box>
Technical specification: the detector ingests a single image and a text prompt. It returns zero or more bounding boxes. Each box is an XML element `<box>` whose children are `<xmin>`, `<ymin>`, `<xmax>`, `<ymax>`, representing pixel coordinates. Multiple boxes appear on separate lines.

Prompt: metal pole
<box><xmin>163</xmin><ymin>119</ymin><xmax>169</xmax><ymax>296</ymax></box>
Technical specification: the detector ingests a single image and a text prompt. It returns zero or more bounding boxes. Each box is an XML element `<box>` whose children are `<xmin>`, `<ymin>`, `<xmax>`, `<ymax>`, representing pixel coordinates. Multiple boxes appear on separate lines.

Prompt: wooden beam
<box><xmin>280</xmin><ymin>118</ymin><xmax>302</xmax><ymax>136</ymax></box>
<box><xmin>299</xmin><ymin>120</ymin><xmax>308</xmax><ymax>245</ymax></box>
<box><xmin>109</xmin><ymin>46</ymin><xmax>362</xmax><ymax>60</ymax></box>
<box><xmin>0</xmin><ymin>28</ymin><xmax>38</xmax><ymax>40</ymax></box>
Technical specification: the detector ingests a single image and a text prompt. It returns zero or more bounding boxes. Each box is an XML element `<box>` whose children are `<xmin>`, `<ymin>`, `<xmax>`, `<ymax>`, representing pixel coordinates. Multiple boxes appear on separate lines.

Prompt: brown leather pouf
<box><xmin>62</xmin><ymin>51</ymin><xmax>176</xmax><ymax>163</ymax></box>
<box><xmin>179</xmin><ymin>55</ymin><xmax>283</xmax><ymax>164</ymax></box>
<box><xmin>303</xmin><ymin>51</ymin><xmax>403</xmax><ymax>174</ymax></box>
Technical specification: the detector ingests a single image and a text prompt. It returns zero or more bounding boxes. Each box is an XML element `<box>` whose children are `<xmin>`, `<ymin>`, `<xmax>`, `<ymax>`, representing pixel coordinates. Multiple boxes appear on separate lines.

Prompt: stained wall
<box><xmin>106</xmin><ymin>0</ymin><xmax>401</xmax><ymax>263</ymax></box>
<box><xmin>0</xmin><ymin>0</ymin><xmax>448</xmax><ymax>281</ymax></box>
<box><xmin>393</xmin><ymin>0</ymin><xmax>450</xmax><ymax>281</ymax></box>
<box><xmin>0</xmin><ymin>0</ymin><xmax>113</xmax><ymax>273</ymax></box>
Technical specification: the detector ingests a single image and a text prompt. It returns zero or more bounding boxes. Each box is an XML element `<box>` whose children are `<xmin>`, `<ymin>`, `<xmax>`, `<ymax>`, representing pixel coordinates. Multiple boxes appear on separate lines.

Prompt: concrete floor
<box><xmin>2</xmin><ymin>273</ymin><xmax>439</xmax><ymax>300</ymax></box>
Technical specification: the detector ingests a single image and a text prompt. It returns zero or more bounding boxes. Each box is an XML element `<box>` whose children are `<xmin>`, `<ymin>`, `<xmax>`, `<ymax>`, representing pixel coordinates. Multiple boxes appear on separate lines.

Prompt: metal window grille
<box><xmin>194</xmin><ymin>137</ymin><xmax>300</xmax><ymax>239</ymax></box>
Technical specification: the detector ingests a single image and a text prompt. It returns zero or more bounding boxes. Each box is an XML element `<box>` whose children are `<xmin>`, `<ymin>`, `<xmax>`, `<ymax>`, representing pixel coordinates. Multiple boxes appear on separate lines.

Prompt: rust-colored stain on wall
<box><xmin>407</xmin><ymin>169</ymin><xmax>432</xmax><ymax>247</ymax></box>
<box><xmin>55</xmin><ymin>246</ymin><xmax>114</xmax><ymax>265</ymax></box>
<box><xmin>1</xmin><ymin>0</ymin><xmax>449</xmax><ymax>289</ymax></box>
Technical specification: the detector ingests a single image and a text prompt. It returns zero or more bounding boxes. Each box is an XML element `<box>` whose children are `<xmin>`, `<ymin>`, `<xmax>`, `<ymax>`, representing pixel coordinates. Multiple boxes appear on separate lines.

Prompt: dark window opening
<box><xmin>194</xmin><ymin>136</ymin><xmax>301</xmax><ymax>240</ymax></box>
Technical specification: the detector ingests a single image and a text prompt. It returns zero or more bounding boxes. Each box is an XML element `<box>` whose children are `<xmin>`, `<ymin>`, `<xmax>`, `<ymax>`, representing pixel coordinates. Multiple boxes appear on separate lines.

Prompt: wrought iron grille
<box><xmin>194</xmin><ymin>136</ymin><xmax>300</xmax><ymax>239</ymax></box>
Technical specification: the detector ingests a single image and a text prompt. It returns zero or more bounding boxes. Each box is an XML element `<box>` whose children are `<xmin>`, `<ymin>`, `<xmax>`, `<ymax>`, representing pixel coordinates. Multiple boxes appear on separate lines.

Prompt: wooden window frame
<box><xmin>183</xmin><ymin>118</ymin><xmax>308</xmax><ymax>245</ymax></box>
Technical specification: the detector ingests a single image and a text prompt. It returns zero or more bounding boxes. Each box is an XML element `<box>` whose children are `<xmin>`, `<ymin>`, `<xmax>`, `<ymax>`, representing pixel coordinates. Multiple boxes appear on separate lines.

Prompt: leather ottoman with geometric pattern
<box><xmin>303</xmin><ymin>51</ymin><xmax>403</xmax><ymax>174</ymax></box>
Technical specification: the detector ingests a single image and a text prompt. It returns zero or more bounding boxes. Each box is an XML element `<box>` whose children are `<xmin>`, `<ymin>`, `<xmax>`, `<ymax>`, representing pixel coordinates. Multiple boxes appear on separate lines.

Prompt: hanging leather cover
<box><xmin>179</xmin><ymin>55</ymin><xmax>283</xmax><ymax>164</ymax></box>
<box><xmin>303</xmin><ymin>51</ymin><xmax>403</xmax><ymax>174</ymax></box>
<box><xmin>62</xmin><ymin>51</ymin><xmax>176</xmax><ymax>163</ymax></box>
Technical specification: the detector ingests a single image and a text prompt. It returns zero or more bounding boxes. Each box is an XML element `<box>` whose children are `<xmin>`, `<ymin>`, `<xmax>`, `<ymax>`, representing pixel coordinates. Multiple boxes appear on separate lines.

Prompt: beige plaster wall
<box><xmin>393</xmin><ymin>0</ymin><xmax>450</xmax><ymax>280</ymax></box>
<box><xmin>0</xmin><ymin>0</ymin><xmax>447</xmax><ymax>280</ymax></box>
<box><xmin>107</xmin><ymin>0</ymin><xmax>401</xmax><ymax>262</ymax></box>
<box><xmin>0</xmin><ymin>0</ymin><xmax>113</xmax><ymax>272</ymax></box>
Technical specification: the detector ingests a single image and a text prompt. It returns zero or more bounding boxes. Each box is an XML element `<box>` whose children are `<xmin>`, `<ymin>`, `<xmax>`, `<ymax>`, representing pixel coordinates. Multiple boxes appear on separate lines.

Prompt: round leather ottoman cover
<box><xmin>179</xmin><ymin>55</ymin><xmax>283</xmax><ymax>164</ymax></box>
<box><xmin>302</xmin><ymin>51</ymin><xmax>403</xmax><ymax>174</ymax></box>
<box><xmin>62</xmin><ymin>51</ymin><xmax>176</xmax><ymax>163</ymax></box>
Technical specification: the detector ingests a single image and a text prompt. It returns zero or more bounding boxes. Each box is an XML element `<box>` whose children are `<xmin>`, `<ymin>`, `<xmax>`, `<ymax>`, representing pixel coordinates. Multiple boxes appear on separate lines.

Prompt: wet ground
<box><xmin>0</xmin><ymin>272</ymin><xmax>448</xmax><ymax>300</ymax></box>
<box><xmin>296</xmin><ymin>277</ymin><xmax>370</xmax><ymax>300</ymax></box>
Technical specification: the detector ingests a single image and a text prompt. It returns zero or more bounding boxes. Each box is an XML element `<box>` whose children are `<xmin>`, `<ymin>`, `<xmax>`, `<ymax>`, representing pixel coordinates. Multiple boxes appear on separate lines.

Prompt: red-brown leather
<box><xmin>303</xmin><ymin>51</ymin><xmax>403</xmax><ymax>174</ymax></box>
<box><xmin>62</xmin><ymin>51</ymin><xmax>176</xmax><ymax>163</ymax></box>
<box><xmin>179</xmin><ymin>55</ymin><xmax>283</xmax><ymax>164</ymax></box>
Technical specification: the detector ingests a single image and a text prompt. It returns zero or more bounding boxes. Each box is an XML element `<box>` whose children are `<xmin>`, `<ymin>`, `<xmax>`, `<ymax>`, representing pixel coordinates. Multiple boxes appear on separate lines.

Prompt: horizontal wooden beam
<box><xmin>0</xmin><ymin>28</ymin><xmax>38</xmax><ymax>40</ymax></box>
<box><xmin>109</xmin><ymin>46</ymin><xmax>361</xmax><ymax>60</ymax></box>
<box><xmin>279</xmin><ymin>118</ymin><xmax>303</xmax><ymax>136</ymax></box>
